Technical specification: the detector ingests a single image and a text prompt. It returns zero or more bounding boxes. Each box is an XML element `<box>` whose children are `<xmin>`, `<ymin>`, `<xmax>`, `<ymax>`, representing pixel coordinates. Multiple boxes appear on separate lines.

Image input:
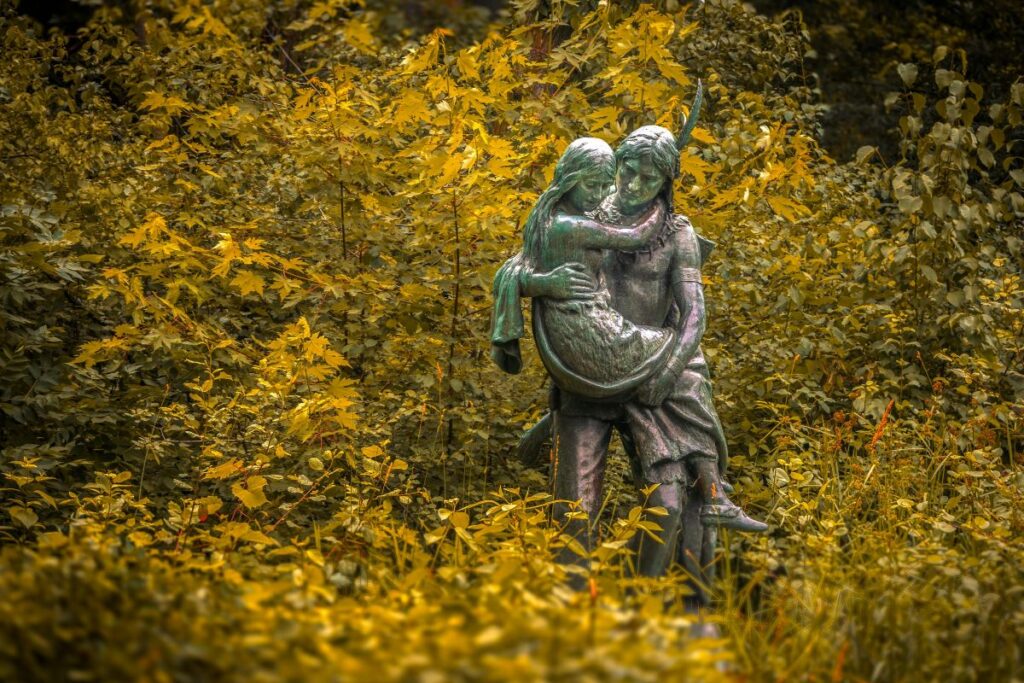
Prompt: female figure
<box><xmin>518</xmin><ymin>137</ymin><xmax>677</xmax><ymax>395</ymax></box>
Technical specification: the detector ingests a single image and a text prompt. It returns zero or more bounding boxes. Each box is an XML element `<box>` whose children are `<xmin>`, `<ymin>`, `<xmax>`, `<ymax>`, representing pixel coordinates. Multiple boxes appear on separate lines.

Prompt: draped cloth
<box><xmin>532</xmin><ymin>291</ymin><xmax>676</xmax><ymax>398</ymax></box>
<box><xmin>490</xmin><ymin>253</ymin><xmax>529</xmax><ymax>375</ymax></box>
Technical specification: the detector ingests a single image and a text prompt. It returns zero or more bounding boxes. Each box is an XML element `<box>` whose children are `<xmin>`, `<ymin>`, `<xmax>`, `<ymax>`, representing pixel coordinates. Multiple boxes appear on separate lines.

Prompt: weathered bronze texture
<box><xmin>492</xmin><ymin>98</ymin><xmax>766</xmax><ymax>604</ymax></box>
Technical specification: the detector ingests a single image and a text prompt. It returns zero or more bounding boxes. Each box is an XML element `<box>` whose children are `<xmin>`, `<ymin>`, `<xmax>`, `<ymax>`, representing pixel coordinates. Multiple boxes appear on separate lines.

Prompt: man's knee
<box><xmin>644</xmin><ymin>479</ymin><xmax>687</xmax><ymax>517</ymax></box>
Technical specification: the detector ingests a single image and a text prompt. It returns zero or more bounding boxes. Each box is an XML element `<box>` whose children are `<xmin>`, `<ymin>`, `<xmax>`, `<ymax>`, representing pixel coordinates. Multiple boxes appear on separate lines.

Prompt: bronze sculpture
<box><xmin>492</xmin><ymin>88</ymin><xmax>766</xmax><ymax>603</ymax></box>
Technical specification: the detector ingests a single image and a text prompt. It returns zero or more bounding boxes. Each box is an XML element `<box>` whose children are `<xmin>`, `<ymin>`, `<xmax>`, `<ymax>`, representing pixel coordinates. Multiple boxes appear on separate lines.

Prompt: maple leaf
<box><xmin>231</xmin><ymin>270</ymin><xmax>265</xmax><ymax>296</ymax></box>
<box><xmin>203</xmin><ymin>459</ymin><xmax>242</xmax><ymax>480</ymax></box>
<box><xmin>344</xmin><ymin>16</ymin><xmax>378</xmax><ymax>56</ymax></box>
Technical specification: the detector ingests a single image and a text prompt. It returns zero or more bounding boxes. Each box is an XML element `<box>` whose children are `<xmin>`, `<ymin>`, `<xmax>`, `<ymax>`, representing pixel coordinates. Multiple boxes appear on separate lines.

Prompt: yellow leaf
<box><xmin>322</xmin><ymin>348</ymin><xmax>349</xmax><ymax>368</ymax></box>
<box><xmin>767</xmin><ymin>195</ymin><xmax>812</xmax><ymax>222</ymax></box>
<box><xmin>655</xmin><ymin>58</ymin><xmax>689</xmax><ymax>86</ymax></box>
<box><xmin>140</xmin><ymin>91</ymin><xmax>165</xmax><ymax>110</ymax></box>
<box><xmin>145</xmin><ymin>135</ymin><xmax>180</xmax><ymax>152</ymax></box>
<box><xmin>221</xmin><ymin>522</ymin><xmax>277</xmax><ymax>546</ymax></box>
<box><xmin>38</xmin><ymin>532</ymin><xmax>68</xmax><ymax>549</ymax></box>
<box><xmin>241</xmin><ymin>529</ymin><xmax>276</xmax><ymax>545</ymax></box>
<box><xmin>197</xmin><ymin>496</ymin><xmax>223</xmax><ymax>517</ymax></box>
<box><xmin>344</xmin><ymin>16</ymin><xmax>378</xmax><ymax>55</ymax></box>
<box><xmin>474</xmin><ymin>626</ymin><xmax>503</xmax><ymax>647</ymax></box>
<box><xmin>456</xmin><ymin>49</ymin><xmax>480</xmax><ymax>81</ymax></box>
<box><xmin>198</xmin><ymin>163</ymin><xmax>223</xmax><ymax>179</ymax></box>
<box><xmin>361</xmin><ymin>445</ymin><xmax>384</xmax><ymax>459</ymax></box>
<box><xmin>231</xmin><ymin>270</ymin><xmax>265</xmax><ymax>296</ymax></box>
<box><xmin>203</xmin><ymin>459</ymin><xmax>242</xmax><ymax>480</ymax></box>
<box><xmin>436</xmin><ymin>152</ymin><xmax>463</xmax><ymax>187</ymax></box>
<box><xmin>587</xmin><ymin>106</ymin><xmax>623</xmax><ymax>133</ymax></box>
<box><xmin>141</xmin><ymin>91</ymin><xmax>192</xmax><ymax>114</ymax></box>
<box><xmin>403</xmin><ymin>38</ymin><xmax>440</xmax><ymax>75</ymax></box>
<box><xmin>390</xmin><ymin>89</ymin><xmax>430</xmax><ymax>127</ymax></box>
<box><xmin>119</xmin><ymin>213</ymin><xmax>166</xmax><ymax>248</ymax></box>
<box><xmin>8</xmin><ymin>506</ymin><xmax>37</xmax><ymax>529</ymax></box>
<box><xmin>461</xmin><ymin>144</ymin><xmax>478</xmax><ymax>170</ymax></box>
<box><xmin>679</xmin><ymin>154</ymin><xmax>717</xmax><ymax>185</ymax></box>
<box><xmin>129</xmin><ymin>531</ymin><xmax>153</xmax><ymax>547</ymax></box>
<box><xmin>690</xmin><ymin>127</ymin><xmax>715</xmax><ymax>144</ymax></box>
<box><xmin>333</xmin><ymin>406</ymin><xmax>358</xmax><ymax>430</ymax></box>
<box><xmin>232</xmin><ymin>476</ymin><xmax>268</xmax><ymax>509</ymax></box>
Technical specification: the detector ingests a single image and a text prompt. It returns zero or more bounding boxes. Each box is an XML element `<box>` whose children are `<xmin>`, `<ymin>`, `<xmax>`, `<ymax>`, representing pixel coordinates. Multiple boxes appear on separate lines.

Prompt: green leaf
<box><xmin>855</xmin><ymin>146</ymin><xmax>877</xmax><ymax>164</ymax></box>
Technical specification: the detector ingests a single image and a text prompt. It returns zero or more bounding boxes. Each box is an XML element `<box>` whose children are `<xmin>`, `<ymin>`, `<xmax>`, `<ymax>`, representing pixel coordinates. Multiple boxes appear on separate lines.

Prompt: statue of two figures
<box><xmin>491</xmin><ymin>84</ymin><xmax>767</xmax><ymax>610</ymax></box>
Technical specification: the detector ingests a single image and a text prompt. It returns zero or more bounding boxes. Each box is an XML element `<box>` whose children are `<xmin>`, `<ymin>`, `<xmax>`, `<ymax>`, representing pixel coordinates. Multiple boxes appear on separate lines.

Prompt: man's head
<box><xmin>614</xmin><ymin>125</ymin><xmax>679</xmax><ymax>214</ymax></box>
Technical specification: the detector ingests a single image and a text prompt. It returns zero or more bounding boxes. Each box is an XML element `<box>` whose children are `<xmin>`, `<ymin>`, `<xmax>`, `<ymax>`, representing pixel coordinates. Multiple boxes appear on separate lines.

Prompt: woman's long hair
<box><xmin>520</xmin><ymin>137</ymin><xmax>614</xmax><ymax>268</ymax></box>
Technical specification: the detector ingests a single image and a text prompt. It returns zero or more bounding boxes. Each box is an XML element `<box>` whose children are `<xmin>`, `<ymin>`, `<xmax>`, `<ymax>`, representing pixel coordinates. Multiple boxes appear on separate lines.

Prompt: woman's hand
<box><xmin>523</xmin><ymin>263</ymin><xmax>596</xmax><ymax>300</ymax></box>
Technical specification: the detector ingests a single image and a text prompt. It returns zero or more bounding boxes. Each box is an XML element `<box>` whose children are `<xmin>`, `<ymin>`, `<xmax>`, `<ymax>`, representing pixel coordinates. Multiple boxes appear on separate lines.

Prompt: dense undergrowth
<box><xmin>1</xmin><ymin>1</ymin><xmax>1022</xmax><ymax>681</ymax></box>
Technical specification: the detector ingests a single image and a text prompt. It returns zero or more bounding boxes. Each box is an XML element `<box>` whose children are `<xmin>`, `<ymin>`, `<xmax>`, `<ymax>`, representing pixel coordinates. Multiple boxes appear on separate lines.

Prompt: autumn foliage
<box><xmin>1</xmin><ymin>1</ymin><xmax>1022</xmax><ymax>681</ymax></box>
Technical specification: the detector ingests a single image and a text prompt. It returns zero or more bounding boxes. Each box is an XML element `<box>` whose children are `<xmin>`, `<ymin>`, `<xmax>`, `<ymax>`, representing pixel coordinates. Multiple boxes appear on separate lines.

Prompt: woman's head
<box><xmin>554</xmin><ymin>137</ymin><xmax>615</xmax><ymax>213</ymax></box>
<box><xmin>521</xmin><ymin>137</ymin><xmax>614</xmax><ymax>264</ymax></box>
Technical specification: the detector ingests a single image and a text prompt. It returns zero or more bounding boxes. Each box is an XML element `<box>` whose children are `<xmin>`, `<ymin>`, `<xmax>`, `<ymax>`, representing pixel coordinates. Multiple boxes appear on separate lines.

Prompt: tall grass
<box><xmin>715</xmin><ymin>402</ymin><xmax>1023</xmax><ymax>682</ymax></box>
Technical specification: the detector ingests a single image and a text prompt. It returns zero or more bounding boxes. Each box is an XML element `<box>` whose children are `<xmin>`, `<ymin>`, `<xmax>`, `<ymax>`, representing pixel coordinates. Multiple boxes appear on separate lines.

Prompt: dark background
<box><xmin>16</xmin><ymin>0</ymin><xmax>1024</xmax><ymax>161</ymax></box>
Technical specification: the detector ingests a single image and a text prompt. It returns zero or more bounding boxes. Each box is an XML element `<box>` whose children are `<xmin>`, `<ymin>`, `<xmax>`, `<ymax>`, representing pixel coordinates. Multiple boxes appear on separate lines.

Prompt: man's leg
<box><xmin>633</xmin><ymin>478</ymin><xmax>686</xmax><ymax>577</ymax></box>
<box><xmin>680</xmin><ymin>471</ymin><xmax>715</xmax><ymax>610</ymax></box>
<box><xmin>552</xmin><ymin>411</ymin><xmax>613</xmax><ymax>569</ymax></box>
<box><xmin>515</xmin><ymin>411</ymin><xmax>553</xmax><ymax>468</ymax></box>
<box><xmin>692</xmin><ymin>456</ymin><xmax>768</xmax><ymax>533</ymax></box>
<box><xmin>619</xmin><ymin>428</ymin><xmax>686</xmax><ymax>578</ymax></box>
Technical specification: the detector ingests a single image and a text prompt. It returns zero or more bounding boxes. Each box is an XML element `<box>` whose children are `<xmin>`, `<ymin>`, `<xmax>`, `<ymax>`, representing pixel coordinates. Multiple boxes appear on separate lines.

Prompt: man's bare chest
<box><xmin>603</xmin><ymin>246</ymin><xmax>674</xmax><ymax>283</ymax></box>
<box><xmin>593</xmin><ymin>199</ymin><xmax>687</xmax><ymax>282</ymax></box>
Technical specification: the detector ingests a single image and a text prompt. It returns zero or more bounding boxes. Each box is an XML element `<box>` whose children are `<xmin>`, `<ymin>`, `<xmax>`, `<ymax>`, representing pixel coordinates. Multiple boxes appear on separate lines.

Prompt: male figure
<box><xmin>492</xmin><ymin>126</ymin><xmax>765</xmax><ymax>604</ymax></box>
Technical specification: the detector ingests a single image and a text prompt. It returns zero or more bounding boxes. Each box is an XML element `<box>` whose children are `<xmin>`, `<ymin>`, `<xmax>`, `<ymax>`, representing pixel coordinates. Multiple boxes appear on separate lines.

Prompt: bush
<box><xmin>1</xmin><ymin>1</ymin><xmax>1021</xmax><ymax>680</ymax></box>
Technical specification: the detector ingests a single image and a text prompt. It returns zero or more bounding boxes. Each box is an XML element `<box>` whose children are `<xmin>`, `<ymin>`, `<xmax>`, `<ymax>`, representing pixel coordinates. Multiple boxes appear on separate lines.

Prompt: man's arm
<box><xmin>548</xmin><ymin>200</ymin><xmax>664</xmax><ymax>251</ymax></box>
<box><xmin>635</xmin><ymin>225</ymin><xmax>706</xmax><ymax>406</ymax></box>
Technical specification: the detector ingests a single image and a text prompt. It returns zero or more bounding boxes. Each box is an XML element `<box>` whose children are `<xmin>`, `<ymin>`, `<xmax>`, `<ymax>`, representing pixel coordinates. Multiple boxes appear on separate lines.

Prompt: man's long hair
<box><xmin>614</xmin><ymin>125</ymin><xmax>679</xmax><ymax>214</ymax></box>
<box><xmin>520</xmin><ymin>137</ymin><xmax>615</xmax><ymax>267</ymax></box>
